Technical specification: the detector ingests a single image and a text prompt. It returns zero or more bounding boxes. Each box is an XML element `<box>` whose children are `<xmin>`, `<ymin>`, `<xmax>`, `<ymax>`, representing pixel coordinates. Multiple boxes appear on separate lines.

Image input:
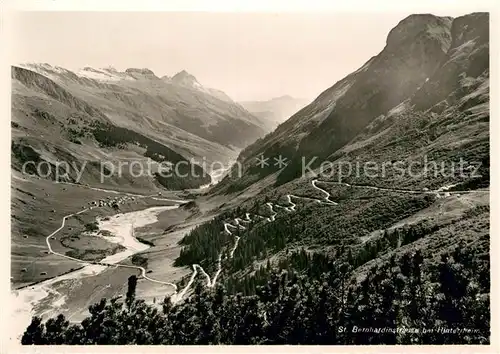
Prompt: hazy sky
<box><xmin>11</xmin><ymin>11</ymin><xmax>470</xmax><ymax>101</ymax></box>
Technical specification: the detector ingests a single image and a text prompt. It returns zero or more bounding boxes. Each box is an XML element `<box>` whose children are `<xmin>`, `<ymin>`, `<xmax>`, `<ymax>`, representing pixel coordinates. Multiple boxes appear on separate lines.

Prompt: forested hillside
<box><xmin>22</xmin><ymin>232</ymin><xmax>489</xmax><ymax>344</ymax></box>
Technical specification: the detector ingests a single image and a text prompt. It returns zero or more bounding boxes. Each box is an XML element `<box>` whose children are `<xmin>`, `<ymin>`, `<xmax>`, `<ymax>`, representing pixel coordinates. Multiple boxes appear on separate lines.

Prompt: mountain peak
<box><xmin>125</xmin><ymin>68</ymin><xmax>156</xmax><ymax>75</ymax></box>
<box><xmin>175</xmin><ymin>69</ymin><xmax>190</xmax><ymax>76</ymax></box>
<box><xmin>172</xmin><ymin>70</ymin><xmax>198</xmax><ymax>82</ymax></box>
<box><xmin>171</xmin><ymin>70</ymin><xmax>202</xmax><ymax>89</ymax></box>
<box><xmin>101</xmin><ymin>66</ymin><xmax>118</xmax><ymax>73</ymax></box>
<box><xmin>386</xmin><ymin>14</ymin><xmax>453</xmax><ymax>51</ymax></box>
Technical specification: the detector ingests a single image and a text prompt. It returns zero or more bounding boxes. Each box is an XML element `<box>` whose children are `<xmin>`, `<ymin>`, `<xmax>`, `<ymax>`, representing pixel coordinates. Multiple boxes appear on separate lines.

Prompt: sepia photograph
<box><xmin>5</xmin><ymin>1</ymin><xmax>494</xmax><ymax>349</ymax></box>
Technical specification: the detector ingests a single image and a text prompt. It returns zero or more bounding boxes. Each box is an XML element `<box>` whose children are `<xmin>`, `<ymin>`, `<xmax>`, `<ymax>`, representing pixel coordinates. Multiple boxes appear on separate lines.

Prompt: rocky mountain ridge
<box><xmin>214</xmin><ymin>12</ymin><xmax>488</xmax><ymax>193</ymax></box>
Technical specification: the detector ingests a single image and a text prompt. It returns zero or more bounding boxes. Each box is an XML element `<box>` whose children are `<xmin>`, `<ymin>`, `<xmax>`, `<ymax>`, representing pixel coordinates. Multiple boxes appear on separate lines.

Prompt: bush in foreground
<box><xmin>22</xmin><ymin>247</ymin><xmax>489</xmax><ymax>345</ymax></box>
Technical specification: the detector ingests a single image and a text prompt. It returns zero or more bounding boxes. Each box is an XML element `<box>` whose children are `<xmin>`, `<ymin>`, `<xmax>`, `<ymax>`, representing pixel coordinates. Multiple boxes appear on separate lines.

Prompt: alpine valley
<box><xmin>12</xmin><ymin>12</ymin><xmax>490</xmax><ymax>346</ymax></box>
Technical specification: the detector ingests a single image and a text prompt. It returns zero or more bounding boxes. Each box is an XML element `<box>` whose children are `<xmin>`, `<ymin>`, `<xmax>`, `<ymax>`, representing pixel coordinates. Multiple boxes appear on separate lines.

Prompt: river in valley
<box><xmin>9</xmin><ymin>205</ymin><xmax>180</xmax><ymax>346</ymax></box>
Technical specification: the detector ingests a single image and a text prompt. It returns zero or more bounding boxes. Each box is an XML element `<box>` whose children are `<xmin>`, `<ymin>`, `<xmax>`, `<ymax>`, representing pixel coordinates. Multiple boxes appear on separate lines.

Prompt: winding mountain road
<box><xmin>37</xmin><ymin>183</ymin><xmax>195</xmax><ymax>293</ymax></box>
<box><xmin>311</xmin><ymin>179</ymin><xmax>339</xmax><ymax>205</ymax></box>
<box><xmin>171</xmin><ymin>179</ymin><xmax>341</xmax><ymax>300</ymax></box>
<box><xmin>31</xmin><ymin>176</ymin><xmax>489</xmax><ymax>306</ymax></box>
<box><xmin>13</xmin><ymin>173</ymin><xmax>191</xmax><ymax>204</ymax></box>
<box><xmin>44</xmin><ymin>208</ymin><xmax>179</xmax><ymax>291</ymax></box>
<box><xmin>171</xmin><ymin>178</ymin><xmax>489</xmax><ymax>302</ymax></box>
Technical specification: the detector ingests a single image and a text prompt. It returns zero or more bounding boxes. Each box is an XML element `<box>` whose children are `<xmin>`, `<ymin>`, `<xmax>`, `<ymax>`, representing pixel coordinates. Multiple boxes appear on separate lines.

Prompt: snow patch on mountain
<box><xmin>77</xmin><ymin>67</ymin><xmax>135</xmax><ymax>81</ymax></box>
<box><xmin>17</xmin><ymin>63</ymin><xmax>235</xmax><ymax>102</ymax></box>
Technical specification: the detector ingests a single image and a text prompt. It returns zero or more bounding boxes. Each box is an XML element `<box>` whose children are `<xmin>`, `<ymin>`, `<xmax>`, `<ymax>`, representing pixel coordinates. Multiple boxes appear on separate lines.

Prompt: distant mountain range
<box><xmin>239</xmin><ymin>95</ymin><xmax>309</xmax><ymax>130</ymax></box>
<box><xmin>12</xmin><ymin>12</ymin><xmax>490</xmax><ymax>345</ymax></box>
<box><xmin>11</xmin><ymin>64</ymin><xmax>269</xmax><ymax>190</ymax></box>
